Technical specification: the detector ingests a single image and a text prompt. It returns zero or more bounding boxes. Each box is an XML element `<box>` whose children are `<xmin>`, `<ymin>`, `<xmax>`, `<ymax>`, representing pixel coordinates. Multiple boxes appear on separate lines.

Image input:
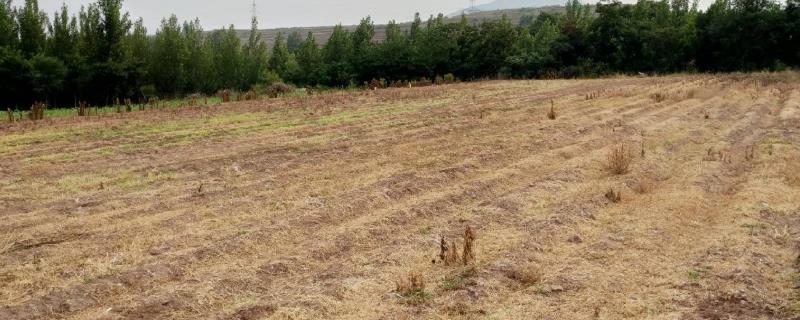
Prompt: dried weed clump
<box><xmin>187</xmin><ymin>93</ymin><xmax>200</xmax><ymax>106</ymax></box>
<box><xmin>267</xmin><ymin>83</ymin><xmax>294</xmax><ymax>98</ymax></box>
<box><xmin>605</xmin><ymin>188</ymin><xmax>622</xmax><ymax>203</ymax></box>
<box><xmin>744</xmin><ymin>145</ymin><xmax>756</xmax><ymax>162</ymax></box>
<box><xmin>148</xmin><ymin>96</ymin><xmax>160</xmax><ymax>109</ymax></box>
<box><xmin>507</xmin><ymin>264</ymin><xmax>542</xmax><ymax>286</ymax></box>
<box><xmin>77</xmin><ymin>102</ymin><xmax>88</xmax><ymax>117</ymax></box>
<box><xmin>650</xmin><ymin>92</ymin><xmax>667</xmax><ymax>103</ymax></box>
<box><xmin>547</xmin><ymin>100</ymin><xmax>557</xmax><ymax>120</ymax></box>
<box><xmin>439</xmin><ymin>237</ymin><xmax>461</xmax><ymax>266</ymax></box>
<box><xmin>29</xmin><ymin>102</ymin><xmax>45</xmax><ymax>120</ymax></box>
<box><xmin>438</xmin><ymin>226</ymin><xmax>477</xmax><ymax>266</ymax></box>
<box><xmin>605</xmin><ymin>144</ymin><xmax>633</xmax><ymax>175</ymax></box>
<box><xmin>785</xmin><ymin>162</ymin><xmax>800</xmax><ymax>187</ymax></box>
<box><xmin>395</xmin><ymin>272</ymin><xmax>430</xmax><ymax>305</ymax></box>
<box><xmin>630</xmin><ymin>177</ymin><xmax>655</xmax><ymax>194</ymax></box>
<box><xmin>220</xmin><ymin>89</ymin><xmax>231</xmax><ymax>103</ymax></box>
<box><xmin>462</xmin><ymin>226</ymin><xmax>475</xmax><ymax>265</ymax></box>
<box><xmin>705</xmin><ymin>148</ymin><xmax>732</xmax><ymax>163</ymax></box>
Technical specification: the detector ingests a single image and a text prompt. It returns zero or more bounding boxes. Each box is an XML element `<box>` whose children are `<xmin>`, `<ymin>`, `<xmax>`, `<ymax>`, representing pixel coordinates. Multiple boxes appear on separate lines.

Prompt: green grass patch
<box><xmin>24</xmin><ymin>152</ymin><xmax>76</xmax><ymax>164</ymax></box>
<box><xmin>55</xmin><ymin>168</ymin><xmax>178</xmax><ymax>195</ymax></box>
<box><xmin>56</xmin><ymin>173</ymin><xmax>107</xmax><ymax>194</ymax></box>
<box><xmin>441</xmin><ymin>266</ymin><xmax>477</xmax><ymax>291</ymax></box>
<box><xmin>400</xmin><ymin>288</ymin><xmax>432</xmax><ymax>305</ymax></box>
<box><xmin>686</xmin><ymin>268</ymin><xmax>709</xmax><ymax>282</ymax></box>
<box><xmin>40</xmin><ymin>96</ymin><xmax>225</xmax><ymax>119</ymax></box>
<box><xmin>115</xmin><ymin>169</ymin><xmax>177</xmax><ymax>190</ymax></box>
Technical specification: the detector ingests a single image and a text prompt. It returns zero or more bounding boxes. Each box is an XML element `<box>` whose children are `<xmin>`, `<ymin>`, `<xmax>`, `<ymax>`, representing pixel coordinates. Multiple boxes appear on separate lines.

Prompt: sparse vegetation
<box><xmin>605</xmin><ymin>144</ymin><xmax>633</xmax><ymax>175</ymax></box>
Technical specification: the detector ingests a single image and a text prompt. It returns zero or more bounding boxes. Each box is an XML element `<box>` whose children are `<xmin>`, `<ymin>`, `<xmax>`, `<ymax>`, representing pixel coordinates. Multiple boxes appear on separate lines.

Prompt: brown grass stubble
<box><xmin>0</xmin><ymin>78</ymin><xmax>708</xmax><ymax>318</ymax></box>
<box><xmin>0</xmin><ymin>79</ymin><xmax>608</xmax><ymax>318</ymax></box>
<box><xmin>1</xmin><ymin>73</ymin><xmax>799</xmax><ymax>319</ymax></box>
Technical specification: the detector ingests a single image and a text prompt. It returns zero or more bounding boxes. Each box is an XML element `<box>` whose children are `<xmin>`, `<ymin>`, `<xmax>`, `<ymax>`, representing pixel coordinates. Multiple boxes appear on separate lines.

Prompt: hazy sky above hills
<box><xmin>16</xmin><ymin>0</ymin><xmax>487</xmax><ymax>31</ymax></box>
<box><xmin>17</xmin><ymin>0</ymin><xmax>721</xmax><ymax>32</ymax></box>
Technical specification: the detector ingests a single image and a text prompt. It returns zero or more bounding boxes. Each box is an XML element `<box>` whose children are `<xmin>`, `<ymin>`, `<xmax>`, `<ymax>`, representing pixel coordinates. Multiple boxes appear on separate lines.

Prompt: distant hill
<box><xmin>449</xmin><ymin>0</ymin><xmax>568</xmax><ymax>16</ymax></box>
<box><xmin>236</xmin><ymin>6</ymin><xmax>565</xmax><ymax>49</ymax></box>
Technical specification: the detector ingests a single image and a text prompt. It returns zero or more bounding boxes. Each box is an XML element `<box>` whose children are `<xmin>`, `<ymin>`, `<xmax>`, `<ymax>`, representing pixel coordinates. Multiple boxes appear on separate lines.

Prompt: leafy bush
<box><xmin>261</xmin><ymin>70</ymin><xmax>283</xmax><ymax>86</ymax></box>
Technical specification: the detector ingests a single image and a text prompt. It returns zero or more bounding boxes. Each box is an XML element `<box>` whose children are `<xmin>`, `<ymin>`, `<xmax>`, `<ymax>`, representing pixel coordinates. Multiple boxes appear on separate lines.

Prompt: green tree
<box><xmin>0</xmin><ymin>0</ymin><xmax>17</xmax><ymax>48</ymax></box>
<box><xmin>97</xmin><ymin>0</ymin><xmax>130</xmax><ymax>61</ymax></box>
<box><xmin>409</xmin><ymin>12</ymin><xmax>422</xmax><ymax>41</ymax></box>
<box><xmin>183</xmin><ymin>18</ymin><xmax>213</xmax><ymax>93</ymax></box>
<box><xmin>505</xmin><ymin>18</ymin><xmax>560</xmax><ymax>77</ymax></box>
<box><xmin>412</xmin><ymin>14</ymin><xmax>459</xmax><ymax>78</ymax></box>
<box><xmin>787</xmin><ymin>0</ymin><xmax>799</xmax><ymax>66</ymax></box>
<box><xmin>351</xmin><ymin>16</ymin><xmax>375</xmax><ymax>81</ymax></box>
<box><xmin>268</xmin><ymin>32</ymin><xmax>292</xmax><ymax>79</ymax></box>
<box><xmin>471</xmin><ymin>15</ymin><xmax>518</xmax><ymax>77</ymax></box>
<box><xmin>78</xmin><ymin>4</ymin><xmax>102</xmax><ymax>61</ymax></box>
<box><xmin>17</xmin><ymin>0</ymin><xmax>47</xmax><ymax>57</ymax></box>
<box><xmin>292</xmin><ymin>31</ymin><xmax>324</xmax><ymax>85</ymax></box>
<box><xmin>48</xmin><ymin>3</ymin><xmax>78</xmax><ymax>61</ymax></box>
<box><xmin>691</xmin><ymin>0</ymin><xmax>782</xmax><ymax>71</ymax></box>
<box><xmin>73</xmin><ymin>4</ymin><xmax>102</xmax><ymax>102</ymax></box>
<box><xmin>122</xmin><ymin>18</ymin><xmax>149</xmax><ymax>97</ymax></box>
<box><xmin>375</xmin><ymin>19</ymin><xmax>414</xmax><ymax>80</ymax></box>
<box><xmin>30</xmin><ymin>54</ymin><xmax>67</xmax><ymax>102</ymax></box>
<box><xmin>210</xmin><ymin>25</ymin><xmax>243</xmax><ymax>90</ymax></box>
<box><xmin>0</xmin><ymin>47</ymin><xmax>32</xmax><ymax>107</ymax></box>
<box><xmin>323</xmin><ymin>24</ymin><xmax>354</xmax><ymax>86</ymax></box>
<box><xmin>150</xmin><ymin>15</ymin><xmax>184</xmax><ymax>95</ymax></box>
<box><xmin>243</xmin><ymin>15</ymin><xmax>268</xmax><ymax>88</ymax></box>
<box><xmin>286</xmin><ymin>31</ymin><xmax>302</xmax><ymax>53</ymax></box>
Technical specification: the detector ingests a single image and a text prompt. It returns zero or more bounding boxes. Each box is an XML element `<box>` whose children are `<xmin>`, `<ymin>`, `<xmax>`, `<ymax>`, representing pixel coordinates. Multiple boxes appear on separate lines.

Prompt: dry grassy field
<box><xmin>1</xmin><ymin>73</ymin><xmax>800</xmax><ymax>319</ymax></box>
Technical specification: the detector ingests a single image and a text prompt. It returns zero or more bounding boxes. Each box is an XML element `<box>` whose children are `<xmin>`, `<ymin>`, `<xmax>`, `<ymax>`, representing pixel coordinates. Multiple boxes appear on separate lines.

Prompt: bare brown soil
<box><xmin>1</xmin><ymin>73</ymin><xmax>799</xmax><ymax>319</ymax></box>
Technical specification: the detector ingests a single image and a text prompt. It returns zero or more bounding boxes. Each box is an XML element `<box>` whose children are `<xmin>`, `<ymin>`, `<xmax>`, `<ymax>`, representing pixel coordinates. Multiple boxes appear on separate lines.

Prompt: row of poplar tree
<box><xmin>0</xmin><ymin>0</ymin><xmax>798</xmax><ymax>109</ymax></box>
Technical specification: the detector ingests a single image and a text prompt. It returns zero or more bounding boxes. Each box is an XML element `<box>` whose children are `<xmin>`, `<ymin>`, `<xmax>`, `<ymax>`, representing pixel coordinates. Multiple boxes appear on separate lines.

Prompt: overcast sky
<box><xmin>14</xmin><ymin>0</ymin><xmax>491</xmax><ymax>32</ymax></box>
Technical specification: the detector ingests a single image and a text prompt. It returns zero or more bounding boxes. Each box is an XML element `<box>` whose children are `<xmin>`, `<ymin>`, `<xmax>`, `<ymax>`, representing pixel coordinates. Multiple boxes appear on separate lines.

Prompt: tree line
<box><xmin>0</xmin><ymin>0</ymin><xmax>797</xmax><ymax>109</ymax></box>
